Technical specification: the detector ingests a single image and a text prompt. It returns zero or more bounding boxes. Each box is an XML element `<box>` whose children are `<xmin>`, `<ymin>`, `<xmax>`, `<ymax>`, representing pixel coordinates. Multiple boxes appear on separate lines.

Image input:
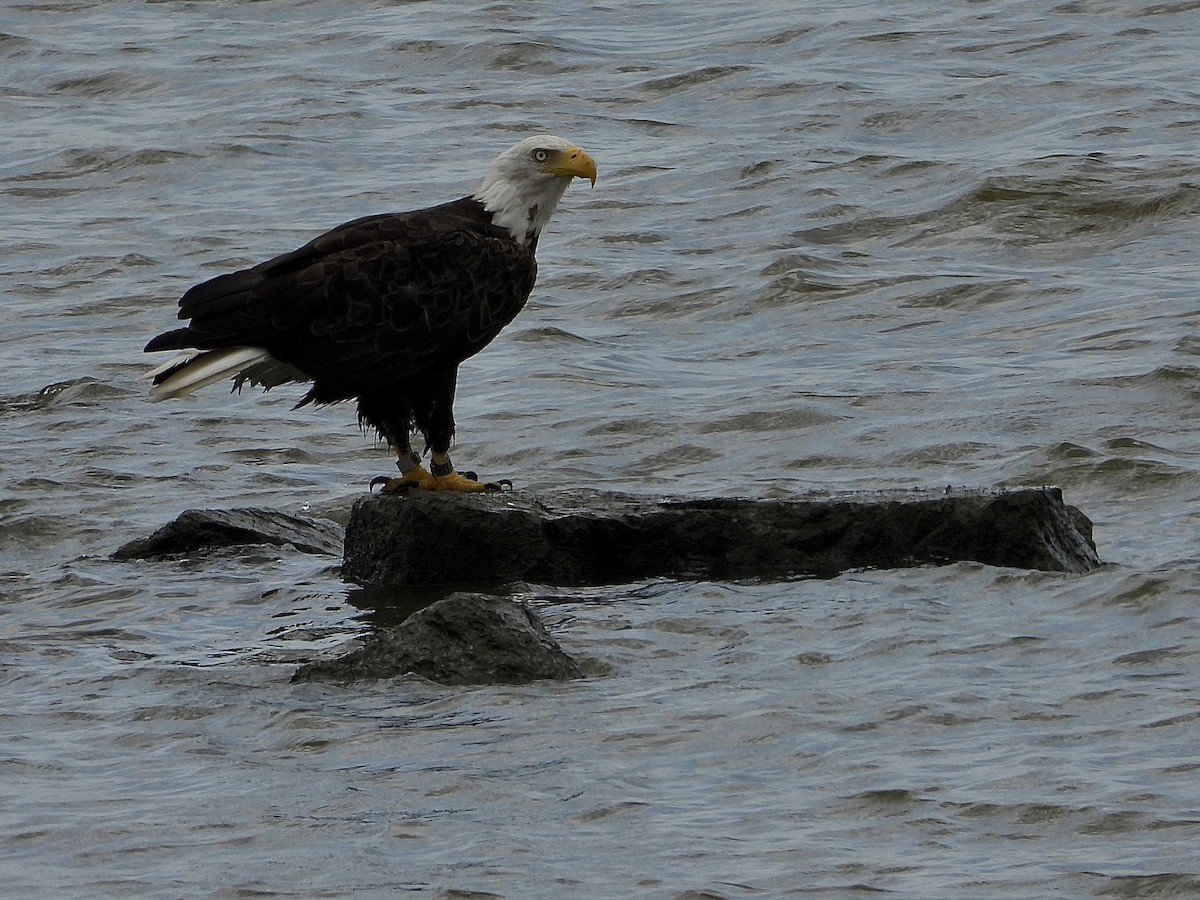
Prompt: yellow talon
<box><xmin>430</xmin><ymin>471</ymin><xmax>490</xmax><ymax>492</ymax></box>
<box><xmin>374</xmin><ymin>464</ymin><xmax>507</xmax><ymax>494</ymax></box>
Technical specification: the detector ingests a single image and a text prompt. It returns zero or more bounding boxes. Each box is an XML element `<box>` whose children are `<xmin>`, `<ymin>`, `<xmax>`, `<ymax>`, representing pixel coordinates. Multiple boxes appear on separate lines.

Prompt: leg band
<box><xmin>430</xmin><ymin>457</ymin><xmax>454</xmax><ymax>477</ymax></box>
<box><xmin>396</xmin><ymin>451</ymin><xmax>422</xmax><ymax>473</ymax></box>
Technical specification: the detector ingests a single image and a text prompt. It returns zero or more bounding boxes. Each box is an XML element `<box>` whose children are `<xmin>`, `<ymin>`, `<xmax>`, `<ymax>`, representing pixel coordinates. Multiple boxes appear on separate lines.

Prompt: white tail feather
<box><xmin>148</xmin><ymin>346</ymin><xmax>273</xmax><ymax>401</ymax></box>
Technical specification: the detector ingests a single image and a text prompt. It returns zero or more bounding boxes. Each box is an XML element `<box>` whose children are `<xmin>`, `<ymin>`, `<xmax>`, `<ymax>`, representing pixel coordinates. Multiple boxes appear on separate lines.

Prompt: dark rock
<box><xmin>113</xmin><ymin>507</ymin><xmax>344</xmax><ymax>560</ymax></box>
<box><xmin>291</xmin><ymin>593</ymin><xmax>583</xmax><ymax>685</ymax></box>
<box><xmin>342</xmin><ymin>487</ymin><xmax>1101</xmax><ymax>588</ymax></box>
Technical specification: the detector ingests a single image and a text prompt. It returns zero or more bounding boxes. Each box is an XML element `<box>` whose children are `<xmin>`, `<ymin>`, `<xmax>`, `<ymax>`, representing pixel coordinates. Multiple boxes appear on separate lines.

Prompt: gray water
<box><xmin>4</xmin><ymin>0</ymin><xmax>1200</xmax><ymax>896</ymax></box>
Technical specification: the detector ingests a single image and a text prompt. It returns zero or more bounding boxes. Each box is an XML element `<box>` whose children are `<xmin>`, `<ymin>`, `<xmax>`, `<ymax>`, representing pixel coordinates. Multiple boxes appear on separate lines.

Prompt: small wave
<box><xmin>698</xmin><ymin>408</ymin><xmax>842</xmax><ymax>434</ymax></box>
<box><xmin>795</xmin><ymin>157</ymin><xmax>1200</xmax><ymax>252</ymax></box>
<box><xmin>485</xmin><ymin>40</ymin><xmax>592</xmax><ymax>76</ymax></box>
<box><xmin>637</xmin><ymin>65</ymin><xmax>752</xmax><ymax>94</ymax></box>
<box><xmin>1088</xmin><ymin>365</ymin><xmax>1200</xmax><ymax>393</ymax></box>
<box><xmin>49</xmin><ymin>70</ymin><xmax>167</xmax><ymax>99</ymax></box>
<box><xmin>3</xmin><ymin>148</ymin><xmax>196</xmax><ymax>184</ymax></box>
<box><xmin>509</xmin><ymin>326</ymin><xmax>598</xmax><ymax>346</ymax></box>
<box><xmin>953</xmin><ymin>172</ymin><xmax>1200</xmax><ymax>239</ymax></box>
<box><xmin>0</xmin><ymin>378</ymin><xmax>121</xmax><ymax>415</ymax></box>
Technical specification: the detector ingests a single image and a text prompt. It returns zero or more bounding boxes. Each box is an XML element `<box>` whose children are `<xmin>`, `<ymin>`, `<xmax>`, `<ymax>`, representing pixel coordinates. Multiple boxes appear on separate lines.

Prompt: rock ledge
<box><xmin>342</xmin><ymin>486</ymin><xmax>1101</xmax><ymax>588</ymax></box>
<box><xmin>113</xmin><ymin>507</ymin><xmax>343</xmax><ymax>560</ymax></box>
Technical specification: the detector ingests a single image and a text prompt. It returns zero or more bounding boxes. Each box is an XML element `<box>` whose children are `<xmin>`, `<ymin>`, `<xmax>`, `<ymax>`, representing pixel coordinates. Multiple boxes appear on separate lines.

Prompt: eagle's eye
<box><xmin>531</xmin><ymin>148</ymin><xmax>551</xmax><ymax>163</ymax></box>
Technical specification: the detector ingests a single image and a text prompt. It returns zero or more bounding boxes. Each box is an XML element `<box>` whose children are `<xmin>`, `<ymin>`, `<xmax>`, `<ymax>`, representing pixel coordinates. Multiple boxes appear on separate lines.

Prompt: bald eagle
<box><xmin>146</xmin><ymin>135</ymin><xmax>597</xmax><ymax>492</ymax></box>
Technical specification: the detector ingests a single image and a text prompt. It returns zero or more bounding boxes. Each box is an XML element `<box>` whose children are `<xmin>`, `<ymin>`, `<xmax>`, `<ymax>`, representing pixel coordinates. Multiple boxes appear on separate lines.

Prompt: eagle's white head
<box><xmin>473</xmin><ymin>135</ymin><xmax>597</xmax><ymax>246</ymax></box>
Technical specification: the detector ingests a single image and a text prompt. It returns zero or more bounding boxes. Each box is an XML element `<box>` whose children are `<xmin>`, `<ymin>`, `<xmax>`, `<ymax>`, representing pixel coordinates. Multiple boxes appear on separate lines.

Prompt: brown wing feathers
<box><xmin>145</xmin><ymin>198</ymin><xmax>537</xmax><ymax>405</ymax></box>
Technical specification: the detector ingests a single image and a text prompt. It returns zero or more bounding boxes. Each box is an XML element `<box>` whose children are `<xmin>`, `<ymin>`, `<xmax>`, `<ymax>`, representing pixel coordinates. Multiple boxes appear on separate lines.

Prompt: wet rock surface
<box><xmin>292</xmin><ymin>592</ymin><xmax>583</xmax><ymax>685</ymax></box>
<box><xmin>112</xmin><ymin>507</ymin><xmax>344</xmax><ymax>560</ymax></box>
<box><xmin>342</xmin><ymin>487</ymin><xmax>1102</xmax><ymax>588</ymax></box>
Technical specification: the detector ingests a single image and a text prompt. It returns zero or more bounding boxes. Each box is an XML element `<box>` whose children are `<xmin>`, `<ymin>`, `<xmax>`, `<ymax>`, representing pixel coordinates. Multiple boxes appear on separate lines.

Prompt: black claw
<box><xmin>370</xmin><ymin>474</ymin><xmax>415</xmax><ymax>495</ymax></box>
<box><xmin>461</xmin><ymin>470</ymin><xmax>479</xmax><ymax>481</ymax></box>
<box><xmin>483</xmin><ymin>479</ymin><xmax>514</xmax><ymax>492</ymax></box>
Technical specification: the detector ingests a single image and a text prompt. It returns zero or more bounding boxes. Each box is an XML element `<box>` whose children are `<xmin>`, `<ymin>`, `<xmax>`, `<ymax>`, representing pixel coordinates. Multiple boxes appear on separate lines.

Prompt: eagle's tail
<box><xmin>147</xmin><ymin>346</ymin><xmax>275</xmax><ymax>401</ymax></box>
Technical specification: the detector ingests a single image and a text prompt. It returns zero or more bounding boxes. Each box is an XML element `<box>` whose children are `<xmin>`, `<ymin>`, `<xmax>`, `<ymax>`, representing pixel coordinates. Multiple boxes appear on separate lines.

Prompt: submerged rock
<box><xmin>113</xmin><ymin>507</ymin><xmax>344</xmax><ymax>560</ymax></box>
<box><xmin>342</xmin><ymin>486</ymin><xmax>1101</xmax><ymax>587</ymax></box>
<box><xmin>292</xmin><ymin>592</ymin><xmax>583</xmax><ymax>685</ymax></box>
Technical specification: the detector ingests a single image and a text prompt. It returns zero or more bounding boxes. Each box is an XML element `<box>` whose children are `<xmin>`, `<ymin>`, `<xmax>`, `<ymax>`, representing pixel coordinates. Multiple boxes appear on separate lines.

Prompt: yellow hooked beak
<box><xmin>544</xmin><ymin>145</ymin><xmax>597</xmax><ymax>187</ymax></box>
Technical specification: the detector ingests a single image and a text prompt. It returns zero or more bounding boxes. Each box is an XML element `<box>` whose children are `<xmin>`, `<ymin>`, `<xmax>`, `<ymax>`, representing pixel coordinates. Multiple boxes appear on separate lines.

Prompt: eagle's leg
<box><xmin>374</xmin><ymin>446</ymin><xmax>502</xmax><ymax>494</ymax></box>
<box><xmin>418</xmin><ymin>371</ymin><xmax>508</xmax><ymax>492</ymax></box>
<box><xmin>375</xmin><ymin>436</ymin><xmax>435</xmax><ymax>494</ymax></box>
<box><xmin>368</xmin><ymin>388</ymin><xmax>507</xmax><ymax>493</ymax></box>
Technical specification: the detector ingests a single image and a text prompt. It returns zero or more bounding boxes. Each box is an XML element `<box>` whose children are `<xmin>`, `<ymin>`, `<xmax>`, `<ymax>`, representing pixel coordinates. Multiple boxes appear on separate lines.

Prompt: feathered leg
<box><xmin>414</xmin><ymin>368</ymin><xmax>508</xmax><ymax>492</ymax></box>
<box><xmin>373</xmin><ymin>427</ymin><xmax>438</xmax><ymax>493</ymax></box>
<box><xmin>361</xmin><ymin>375</ymin><xmax>508</xmax><ymax>494</ymax></box>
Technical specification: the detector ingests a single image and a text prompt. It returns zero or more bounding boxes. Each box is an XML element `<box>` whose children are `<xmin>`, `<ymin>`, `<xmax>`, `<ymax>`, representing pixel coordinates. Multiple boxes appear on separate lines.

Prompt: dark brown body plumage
<box><xmin>146</xmin><ymin>196</ymin><xmax>538</xmax><ymax>451</ymax></box>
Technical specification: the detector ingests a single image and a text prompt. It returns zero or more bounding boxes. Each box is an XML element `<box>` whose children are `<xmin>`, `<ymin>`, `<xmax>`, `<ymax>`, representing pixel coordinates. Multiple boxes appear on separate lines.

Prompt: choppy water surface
<box><xmin>4</xmin><ymin>0</ymin><xmax>1200</xmax><ymax>895</ymax></box>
